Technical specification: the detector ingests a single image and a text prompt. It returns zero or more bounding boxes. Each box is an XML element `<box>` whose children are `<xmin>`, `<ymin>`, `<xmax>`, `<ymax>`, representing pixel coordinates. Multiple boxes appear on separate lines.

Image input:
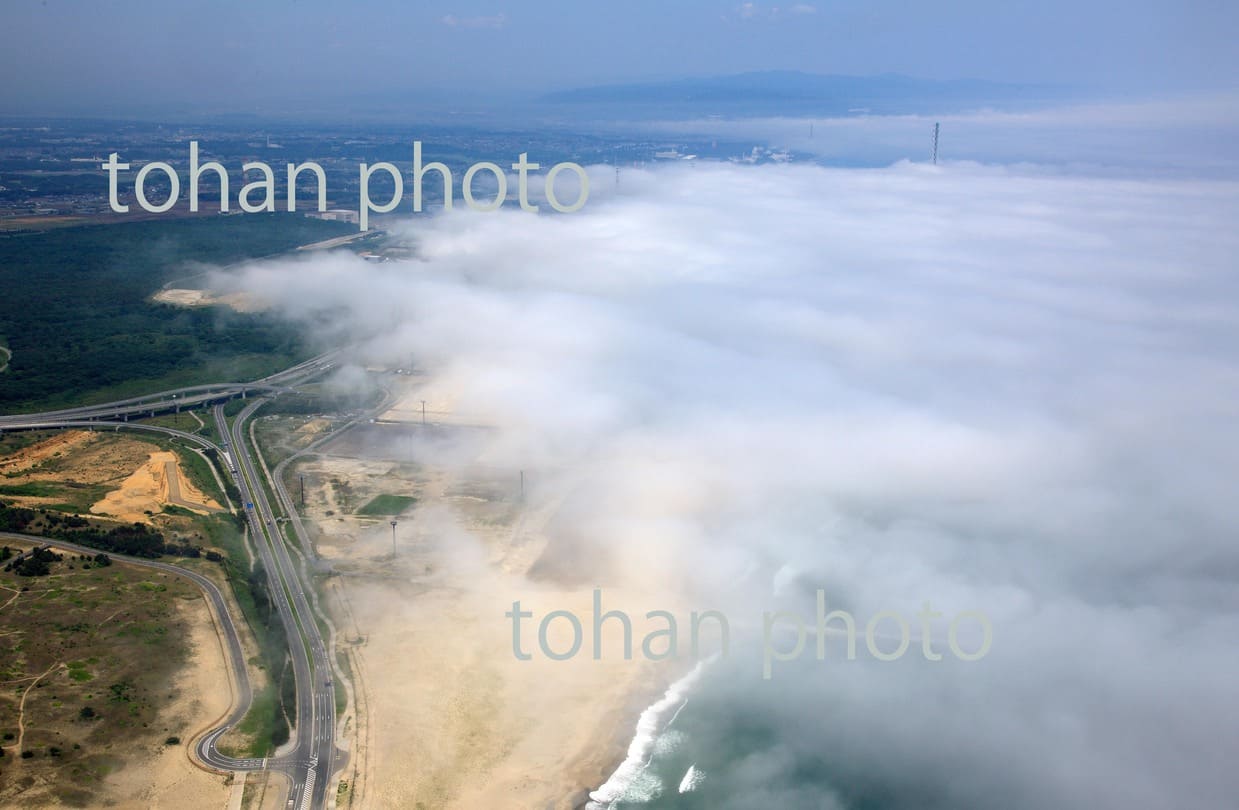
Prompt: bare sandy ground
<box><xmin>299</xmin><ymin>382</ymin><xmax>681</xmax><ymax>809</ymax></box>
<box><xmin>91</xmin><ymin>450</ymin><xmax>223</xmax><ymax>523</ymax></box>
<box><xmin>333</xmin><ymin>562</ymin><xmax>671</xmax><ymax>810</ymax></box>
<box><xmin>101</xmin><ymin>597</ymin><xmax>234</xmax><ymax>809</ymax></box>
<box><xmin>1</xmin><ymin>431</ymin><xmax>179</xmax><ymax>517</ymax></box>
<box><xmin>153</xmin><ymin>288</ymin><xmax>266</xmax><ymax>313</ymax></box>
<box><xmin>0</xmin><ymin>430</ymin><xmax>97</xmax><ymax>476</ymax></box>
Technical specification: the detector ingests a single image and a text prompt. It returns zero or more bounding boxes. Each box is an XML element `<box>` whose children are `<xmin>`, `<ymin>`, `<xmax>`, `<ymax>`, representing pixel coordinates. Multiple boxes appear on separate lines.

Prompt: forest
<box><xmin>0</xmin><ymin>213</ymin><xmax>352</xmax><ymax>410</ymax></box>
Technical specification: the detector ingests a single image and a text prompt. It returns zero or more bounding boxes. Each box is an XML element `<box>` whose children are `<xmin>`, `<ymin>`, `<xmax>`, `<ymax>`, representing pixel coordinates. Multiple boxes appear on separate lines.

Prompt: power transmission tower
<box><xmin>932</xmin><ymin>122</ymin><xmax>940</xmax><ymax>165</ymax></box>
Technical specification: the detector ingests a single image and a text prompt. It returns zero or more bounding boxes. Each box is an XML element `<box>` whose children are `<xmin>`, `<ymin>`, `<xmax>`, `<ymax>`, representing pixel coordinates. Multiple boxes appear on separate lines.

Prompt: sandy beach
<box><xmin>293</xmin><ymin>384</ymin><xmax>683</xmax><ymax>809</ymax></box>
<box><xmin>338</xmin><ymin>574</ymin><xmax>673</xmax><ymax>809</ymax></box>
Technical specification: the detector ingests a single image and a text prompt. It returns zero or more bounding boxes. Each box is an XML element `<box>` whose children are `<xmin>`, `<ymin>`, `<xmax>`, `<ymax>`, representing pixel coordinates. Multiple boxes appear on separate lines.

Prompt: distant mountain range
<box><xmin>541</xmin><ymin>71</ymin><xmax>1066</xmax><ymax>116</ymax></box>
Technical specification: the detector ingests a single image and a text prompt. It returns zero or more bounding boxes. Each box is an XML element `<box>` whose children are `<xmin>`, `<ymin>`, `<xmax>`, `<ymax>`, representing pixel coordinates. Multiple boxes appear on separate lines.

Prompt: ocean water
<box><xmin>585</xmin><ymin>648</ymin><xmax>963</xmax><ymax>810</ymax></box>
<box><xmin>588</xmin><ymin>658</ymin><xmax>865</xmax><ymax>810</ymax></box>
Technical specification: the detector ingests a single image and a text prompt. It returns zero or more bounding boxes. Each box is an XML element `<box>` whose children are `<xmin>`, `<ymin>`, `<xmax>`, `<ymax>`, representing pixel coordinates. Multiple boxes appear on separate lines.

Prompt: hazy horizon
<box><xmin>3</xmin><ymin>0</ymin><xmax>1237</xmax><ymax>117</ymax></box>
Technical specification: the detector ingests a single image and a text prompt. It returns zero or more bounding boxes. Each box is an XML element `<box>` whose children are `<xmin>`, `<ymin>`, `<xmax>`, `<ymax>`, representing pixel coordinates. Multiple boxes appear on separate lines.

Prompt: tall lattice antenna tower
<box><xmin>932</xmin><ymin>122</ymin><xmax>940</xmax><ymax>165</ymax></box>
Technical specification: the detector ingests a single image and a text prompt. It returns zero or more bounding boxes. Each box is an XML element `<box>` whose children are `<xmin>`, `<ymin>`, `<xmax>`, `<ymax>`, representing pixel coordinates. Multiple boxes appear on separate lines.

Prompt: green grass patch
<box><xmin>0</xmin><ymin>430</ymin><xmax>52</xmax><ymax>456</ymax></box>
<box><xmin>334</xmin><ymin>649</ymin><xmax>352</xmax><ymax>716</ymax></box>
<box><xmin>356</xmin><ymin>494</ymin><xmax>416</xmax><ymax>516</ymax></box>
<box><xmin>135</xmin><ymin>412</ymin><xmax>206</xmax><ymax>433</ymax></box>
<box><xmin>0</xmin><ymin>481</ymin><xmax>63</xmax><ymax>497</ymax></box>
<box><xmin>207</xmin><ymin>523</ymin><xmax>293</xmax><ymax>755</ymax></box>
<box><xmin>222</xmin><ymin>681</ymin><xmax>283</xmax><ymax>759</ymax></box>
<box><xmin>223</xmin><ymin>398</ymin><xmax>251</xmax><ymax>418</ymax></box>
<box><xmin>0</xmin><ymin>481</ymin><xmax>108</xmax><ymax>512</ymax></box>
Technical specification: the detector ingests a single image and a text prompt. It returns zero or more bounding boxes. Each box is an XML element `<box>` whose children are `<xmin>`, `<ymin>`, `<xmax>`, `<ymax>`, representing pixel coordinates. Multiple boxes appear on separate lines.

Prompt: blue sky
<box><xmin>2</xmin><ymin>0</ymin><xmax>1236</xmax><ymax>114</ymax></box>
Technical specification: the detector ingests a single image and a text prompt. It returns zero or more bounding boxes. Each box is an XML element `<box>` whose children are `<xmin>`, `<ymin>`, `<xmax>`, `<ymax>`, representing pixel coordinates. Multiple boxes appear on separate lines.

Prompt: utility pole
<box><xmin>390</xmin><ymin>520</ymin><xmax>397</xmax><ymax>556</ymax></box>
<box><xmin>932</xmin><ymin>122</ymin><xmax>940</xmax><ymax>165</ymax></box>
<box><xmin>300</xmin><ymin>475</ymin><xmax>305</xmax><ymax>507</ymax></box>
<box><xmin>519</xmin><ymin>470</ymin><xmax>525</xmax><ymax>500</ymax></box>
<box><xmin>420</xmin><ymin>400</ymin><xmax>426</xmax><ymax>426</ymax></box>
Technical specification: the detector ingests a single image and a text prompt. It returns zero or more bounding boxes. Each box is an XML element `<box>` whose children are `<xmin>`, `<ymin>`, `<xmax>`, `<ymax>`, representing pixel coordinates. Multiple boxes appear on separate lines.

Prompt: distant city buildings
<box><xmin>309</xmin><ymin>209</ymin><xmax>360</xmax><ymax>224</ymax></box>
<box><xmin>0</xmin><ymin>121</ymin><xmax>802</xmax><ymax>225</ymax></box>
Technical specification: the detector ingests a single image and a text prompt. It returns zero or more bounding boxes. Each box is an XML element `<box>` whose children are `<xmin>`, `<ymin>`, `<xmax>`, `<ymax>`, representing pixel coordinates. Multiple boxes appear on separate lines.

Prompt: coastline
<box><xmin>581</xmin><ymin>659</ymin><xmax>710</xmax><ymax>809</ymax></box>
<box><xmin>569</xmin><ymin>666</ymin><xmax>678</xmax><ymax>810</ymax></box>
<box><xmin>329</xmin><ymin>564</ymin><xmax>678</xmax><ymax>809</ymax></box>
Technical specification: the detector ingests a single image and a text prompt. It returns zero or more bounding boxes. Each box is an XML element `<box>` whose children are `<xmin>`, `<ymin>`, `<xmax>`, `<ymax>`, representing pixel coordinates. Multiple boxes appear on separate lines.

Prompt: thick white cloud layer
<box><xmin>219</xmin><ymin>150</ymin><xmax>1239</xmax><ymax>807</ymax></box>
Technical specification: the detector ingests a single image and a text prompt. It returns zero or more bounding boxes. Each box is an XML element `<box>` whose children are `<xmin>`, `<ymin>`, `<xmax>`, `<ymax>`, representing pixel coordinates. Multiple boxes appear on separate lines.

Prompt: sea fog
<box><xmin>217</xmin><ymin>97</ymin><xmax>1239</xmax><ymax>809</ymax></box>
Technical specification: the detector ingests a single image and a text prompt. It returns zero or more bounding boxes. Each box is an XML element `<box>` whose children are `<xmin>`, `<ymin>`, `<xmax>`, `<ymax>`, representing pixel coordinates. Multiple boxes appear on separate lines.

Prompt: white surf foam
<box><xmin>585</xmin><ymin>659</ymin><xmax>712</xmax><ymax>808</ymax></box>
<box><xmin>678</xmin><ymin>763</ymin><xmax>705</xmax><ymax>794</ymax></box>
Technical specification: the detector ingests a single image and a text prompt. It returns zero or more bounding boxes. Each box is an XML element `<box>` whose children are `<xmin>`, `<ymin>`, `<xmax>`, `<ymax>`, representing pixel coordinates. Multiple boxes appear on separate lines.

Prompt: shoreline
<box><xmin>569</xmin><ymin>662</ymin><xmax>677</xmax><ymax>809</ymax></box>
<box><xmin>580</xmin><ymin>659</ymin><xmax>709</xmax><ymax>809</ymax></box>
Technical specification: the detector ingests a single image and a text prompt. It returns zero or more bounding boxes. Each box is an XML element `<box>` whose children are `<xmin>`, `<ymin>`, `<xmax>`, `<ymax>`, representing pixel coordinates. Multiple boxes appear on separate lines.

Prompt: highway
<box><xmin>218</xmin><ymin>401</ymin><xmax>339</xmax><ymax>810</ymax></box>
<box><xmin>0</xmin><ymin>351</ymin><xmax>338</xmax><ymax>428</ymax></box>
<box><xmin>0</xmin><ymin>354</ymin><xmax>349</xmax><ymax>809</ymax></box>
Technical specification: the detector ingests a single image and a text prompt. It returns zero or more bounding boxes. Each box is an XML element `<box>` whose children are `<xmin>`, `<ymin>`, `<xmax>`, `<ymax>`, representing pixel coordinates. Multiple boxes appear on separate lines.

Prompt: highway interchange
<box><xmin>0</xmin><ymin>353</ymin><xmax>349</xmax><ymax>810</ymax></box>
